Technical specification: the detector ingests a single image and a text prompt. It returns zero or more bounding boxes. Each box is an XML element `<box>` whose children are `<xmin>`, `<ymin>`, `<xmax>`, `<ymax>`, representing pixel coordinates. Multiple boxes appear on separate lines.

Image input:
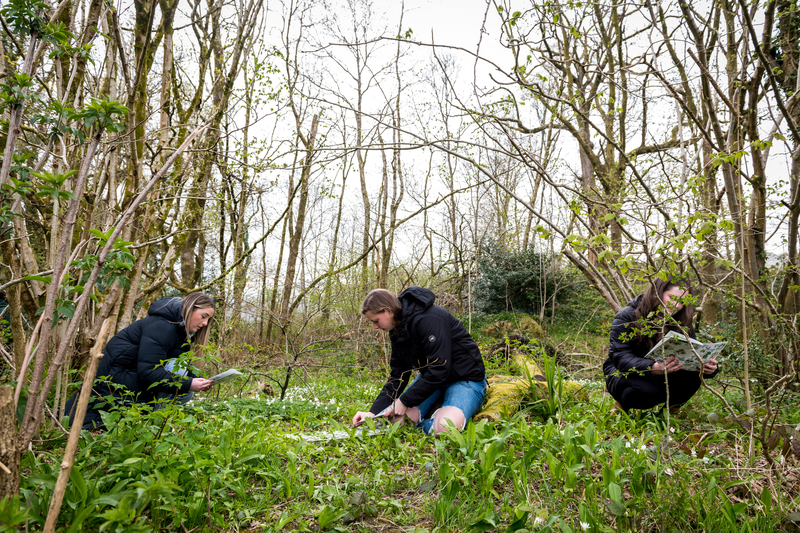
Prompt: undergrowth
<box><xmin>7</xmin><ymin>364</ymin><xmax>799</xmax><ymax>532</ymax></box>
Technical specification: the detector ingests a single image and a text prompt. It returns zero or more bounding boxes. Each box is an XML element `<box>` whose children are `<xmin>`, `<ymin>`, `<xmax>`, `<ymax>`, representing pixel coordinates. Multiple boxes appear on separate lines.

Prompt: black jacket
<box><xmin>68</xmin><ymin>297</ymin><xmax>197</xmax><ymax>428</ymax></box>
<box><xmin>603</xmin><ymin>295</ymin><xmax>718</xmax><ymax>379</ymax></box>
<box><xmin>369</xmin><ymin>286</ymin><xmax>485</xmax><ymax>414</ymax></box>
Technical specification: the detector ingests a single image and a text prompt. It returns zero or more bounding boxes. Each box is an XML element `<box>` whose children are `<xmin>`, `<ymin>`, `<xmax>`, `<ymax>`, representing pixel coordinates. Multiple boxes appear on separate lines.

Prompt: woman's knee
<box><xmin>432</xmin><ymin>406</ymin><xmax>466</xmax><ymax>435</ymax></box>
<box><xmin>405</xmin><ymin>406</ymin><xmax>420</xmax><ymax>423</ymax></box>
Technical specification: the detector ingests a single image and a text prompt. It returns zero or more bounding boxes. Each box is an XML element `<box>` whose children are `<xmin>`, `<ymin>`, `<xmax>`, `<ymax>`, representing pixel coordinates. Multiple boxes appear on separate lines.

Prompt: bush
<box><xmin>474</xmin><ymin>240</ymin><xmax>579</xmax><ymax>317</ymax></box>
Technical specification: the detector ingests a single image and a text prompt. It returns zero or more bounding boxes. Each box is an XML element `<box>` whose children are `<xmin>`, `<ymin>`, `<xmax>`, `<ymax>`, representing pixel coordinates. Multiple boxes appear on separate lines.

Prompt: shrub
<box><xmin>474</xmin><ymin>240</ymin><xmax>578</xmax><ymax>317</ymax></box>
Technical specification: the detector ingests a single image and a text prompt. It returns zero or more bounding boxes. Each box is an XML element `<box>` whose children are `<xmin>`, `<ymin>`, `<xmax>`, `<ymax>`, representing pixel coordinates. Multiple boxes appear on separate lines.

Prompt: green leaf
<box><xmin>760</xmin><ymin>486</ymin><xmax>772</xmax><ymax>514</ymax></box>
<box><xmin>608</xmin><ymin>482</ymin><xmax>622</xmax><ymax>502</ymax></box>
<box><xmin>93</xmin><ymin>493</ymin><xmax>125</xmax><ymax>507</ymax></box>
<box><xmin>89</xmin><ymin>229</ymin><xmax>108</xmax><ymax>241</ymax></box>
<box><xmin>22</xmin><ymin>275</ymin><xmax>52</xmax><ymax>283</ymax></box>
<box><xmin>604</xmin><ymin>498</ymin><xmax>626</xmax><ymax>516</ymax></box>
<box><xmin>69</xmin><ymin>466</ymin><xmax>88</xmax><ymax>503</ymax></box>
<box><xmin>317</xmin><ymin>504</ymin><xmax>347</xmax><ymax>530</ymax></box>
<box><xmin>507</xmin><ymin>507</ymin><xmax>531</xmax><ymax>531</ymax></box>
<box><xmin>469</xmin><ymin>510</ymin><xmax>500</xmax><ymax>531</ymax></box>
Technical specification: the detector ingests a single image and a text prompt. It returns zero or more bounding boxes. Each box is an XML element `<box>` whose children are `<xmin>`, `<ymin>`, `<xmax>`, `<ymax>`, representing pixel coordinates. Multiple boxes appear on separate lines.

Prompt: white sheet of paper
<box><xmin>210</xmin><ymin>368</ymin><xmax>243</xmax><ymax>384</ymax></box>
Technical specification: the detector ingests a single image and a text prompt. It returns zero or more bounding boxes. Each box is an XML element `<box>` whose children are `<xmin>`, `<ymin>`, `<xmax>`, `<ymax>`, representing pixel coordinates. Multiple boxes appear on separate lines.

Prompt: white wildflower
<box><xmin>640</xmin><ymin>445</ymin><xmax>647</xmax><ymax>452</ymax></box>
<box><xmin>691</xmin><ymin>449</ymin><xmax>697</xmax><ymax>458</ymax></box>
<box><xmin>625</xmin><ymin>441</ymin><xmax>631</xmax><ymax>448</ymax></box>
<box><xmin>664</xmin><ymin>468</ymin><xmax>674</xmax><ymax>476</ymax></box>
<box><xmin>702</xmin><ymin>456</ymin><xmax>710</xmax><ymax>464</ymax></box>
<box><xmin>533</xmin><ymin>516</ymin><xmax>544</xmax><ymax>526</ymax></box>
<box><xmin>580</xmin><ymin>521</ymin><xmax>590</xmax><ymax>531</ymax></box>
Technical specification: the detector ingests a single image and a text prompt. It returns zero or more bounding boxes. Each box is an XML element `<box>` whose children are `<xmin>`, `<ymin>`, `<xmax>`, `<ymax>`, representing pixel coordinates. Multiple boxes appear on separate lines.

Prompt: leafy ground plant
<box><xmin>10</xmin><ymin>364</ymin><xmax>800</xmax><ymax>532</ymax></box>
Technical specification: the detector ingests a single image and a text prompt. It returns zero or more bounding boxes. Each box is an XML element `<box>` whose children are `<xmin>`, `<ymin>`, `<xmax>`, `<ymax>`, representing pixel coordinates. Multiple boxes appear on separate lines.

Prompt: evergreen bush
<box><xmin>474</xmin><ymin>240</ymin><xmax>578</xmax><ymax>317</ymax></box>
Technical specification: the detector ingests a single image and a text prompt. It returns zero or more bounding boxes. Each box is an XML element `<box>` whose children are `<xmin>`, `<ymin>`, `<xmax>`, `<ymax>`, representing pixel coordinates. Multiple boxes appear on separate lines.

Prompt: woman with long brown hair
<box><xmin>603</xmin><ymin>276</ymin><xmax>719</xmax><ymax>413</ymax></box>
<box><xmin>67</xmin><ymin>292</ymin><xmax>216</xmax><ymax>429</ymax></box>
<box><xmin>352</xmin><ymin>286</ymin><xmax>487</xmax><ymax>435</ymax></box>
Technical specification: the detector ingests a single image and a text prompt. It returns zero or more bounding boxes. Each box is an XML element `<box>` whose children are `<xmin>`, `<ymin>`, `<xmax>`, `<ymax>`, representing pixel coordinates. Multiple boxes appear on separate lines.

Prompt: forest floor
<box><xmin>15</xmin><ymin>315</ymin><xmax>800</xmax><ymax>532</ymax></box>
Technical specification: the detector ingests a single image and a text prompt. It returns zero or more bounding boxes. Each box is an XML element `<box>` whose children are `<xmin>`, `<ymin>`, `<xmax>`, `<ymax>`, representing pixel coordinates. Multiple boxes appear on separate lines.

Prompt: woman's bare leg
<box><xmin>432</xmin><ymin>407</ymin><xmax>466</xmax><ymax>435</ymax></box>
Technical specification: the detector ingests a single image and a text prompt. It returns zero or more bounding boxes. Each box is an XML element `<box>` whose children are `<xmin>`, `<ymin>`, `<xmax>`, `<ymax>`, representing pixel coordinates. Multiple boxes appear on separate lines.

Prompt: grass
<box><xmin>10</xmin><ymin>314</ymin><xmax>800</xmax><ymax>532</ymax></box>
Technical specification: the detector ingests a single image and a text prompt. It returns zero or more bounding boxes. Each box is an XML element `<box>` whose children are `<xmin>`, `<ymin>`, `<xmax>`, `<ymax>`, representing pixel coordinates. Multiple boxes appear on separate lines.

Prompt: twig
<box><xmin>42</xmin><ymin>317</ymin><xmax>113</xmax><ymax>533</ymax></box>
<box><xmin>0</xmin><ymin>270</ymin><xmax>55</xmax><ymax>292</ymax></box>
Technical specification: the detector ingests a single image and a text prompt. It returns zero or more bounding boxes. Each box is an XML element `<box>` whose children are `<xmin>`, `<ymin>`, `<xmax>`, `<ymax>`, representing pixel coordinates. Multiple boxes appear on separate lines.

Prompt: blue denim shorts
<box><xmin>411</xmin><ymin>375</ymin><xmax>488</xmax><ymax>434</ymax></box>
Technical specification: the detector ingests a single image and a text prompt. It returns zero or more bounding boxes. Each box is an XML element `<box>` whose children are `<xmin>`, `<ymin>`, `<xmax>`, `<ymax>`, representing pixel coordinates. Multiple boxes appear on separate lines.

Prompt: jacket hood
<box><xmin>148</xmin><ymin>297</ymin><xmax>185</xmax><ymax>325</ymax></box>
<box><xmin>628</xmin><ymin>294</ymin><xmax>642</xmax><ymax>309</ymax></box>
<box><xmin>398</xmin><ymin>286</ymin><xmax>435</xmax><ymax>324</ymax></box>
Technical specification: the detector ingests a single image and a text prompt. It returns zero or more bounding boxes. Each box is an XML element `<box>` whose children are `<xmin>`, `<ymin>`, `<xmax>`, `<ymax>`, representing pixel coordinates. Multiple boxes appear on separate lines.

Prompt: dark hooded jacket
<box><xmin>603</xmin><ymin>295</ymin><xmax>718</xmax><ymax>381</ymax></box>
<box><xmin>67</xmin><ymin>297</ymin><xmax>198</xmax><ymax>429</ymax></box>
<box><xmin>603</xmin><ymin>295</ymin><xmax>656</xmax><ymax>378</ymax></box>
<box><xmin>369</xmin><ymin>286</ymin><xmax>485</xmax><ymax>414</ymax></box>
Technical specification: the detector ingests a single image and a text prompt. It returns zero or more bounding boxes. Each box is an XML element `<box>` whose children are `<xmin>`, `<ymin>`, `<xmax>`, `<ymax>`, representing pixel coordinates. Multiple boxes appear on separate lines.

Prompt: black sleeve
<box><xmin>608</xmin><ymin>311</ymin><xmax>654</xmax><ymax>374</ymax></box>
<box><xmin>397</xmin><ymin>314</ymin><xmax>453</xmax><ymax>408</ymax></box>
<box><xmin>136</xmin><ymin>327</ymin><xmax>193</xmax><ymax>395</ymax></box>
<box><xmin>369</xmin><ymin>353</ymin><xmax>413</xmax><ymax>414</ymax></box>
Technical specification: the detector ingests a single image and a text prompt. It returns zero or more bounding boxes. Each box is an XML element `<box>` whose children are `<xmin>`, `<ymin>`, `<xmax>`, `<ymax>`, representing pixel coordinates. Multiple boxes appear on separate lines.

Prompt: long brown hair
<box><xmin>633</xmin><ymin>276</ymin><xmax>696</xmax><ymax>350</ymax></box>
<box><xmin>182</xmin><ymin>292</ymin><xmax>215</xmax><ymax>346</ymax></box>
<box><xmin>361</xmin><ymin>289</ymin><xmax>402</xmax><ymax>330</ymax></box>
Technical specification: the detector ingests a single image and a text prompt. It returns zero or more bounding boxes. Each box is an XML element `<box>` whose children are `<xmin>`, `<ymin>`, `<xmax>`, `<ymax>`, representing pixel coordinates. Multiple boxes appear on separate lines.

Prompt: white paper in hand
<box><xmin>210</xmin><ymin>368</ymin><xmax>242</xmax><ymax>385</ymax></box>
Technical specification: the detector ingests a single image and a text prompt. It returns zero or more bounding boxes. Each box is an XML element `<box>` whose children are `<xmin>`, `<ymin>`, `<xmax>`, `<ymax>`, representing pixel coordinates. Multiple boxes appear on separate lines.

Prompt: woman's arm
<box><xmin>137</xmin><ymin>328</ymin><xmax>195</xmax><ymax>395</ymax></box>
<box><xmin>608</xmin><ymin>312</ymin><xmax>657</xmax><ymax>373</ymax></box>
<box><xmin>368</xmin><ymin>357</ymin><xmax>412</xmax><ymax>414</ymax></box>
<box><xmin>397</xmin><ymin>313</ymin><xmax>452</xmax><ymax>408</ymax></box>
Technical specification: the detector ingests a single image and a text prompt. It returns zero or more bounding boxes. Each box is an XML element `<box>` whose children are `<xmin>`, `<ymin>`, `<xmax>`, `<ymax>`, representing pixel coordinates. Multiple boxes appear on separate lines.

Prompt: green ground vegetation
<box><xmin>7</xmin><ymin>319</ymin><xmax>800</xmax><ymax>532</ymax></box>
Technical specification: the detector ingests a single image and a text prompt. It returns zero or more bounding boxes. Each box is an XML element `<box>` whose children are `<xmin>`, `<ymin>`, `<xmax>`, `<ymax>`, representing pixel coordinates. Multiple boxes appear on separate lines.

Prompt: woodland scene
<box><xmin>0</xmin><ymin>0</ymin><xmax>799</xmax><ymax>531</ymax></box>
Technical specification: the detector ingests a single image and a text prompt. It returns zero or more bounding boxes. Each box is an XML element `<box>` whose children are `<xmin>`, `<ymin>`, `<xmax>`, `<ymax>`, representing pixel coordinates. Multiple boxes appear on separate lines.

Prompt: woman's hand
<box><xmin>651</xmin><ymin>356</ymin><xmax>682</xmax><ymax>375</ymax></box>
<box><xmin>352</xmin><ymin>411</ymin><xmax>375</xmax><ymax>427</ymax></box>
<box><xmin>391</xmin><ymin>399</ymin><xmax>407</xmax><ymax>417</ymax></box>
<box><xmin>389</xmin><ymin>399</ymin><xmax>408</xmax><ymax>423</ymax></box>
<box><xmin>189</xmin><ymin>378</ymin><xmax>213</xmax><ymax>392</ymax></box>
<box><xmin>703</xmin><ymin>358</ymin><xmax>718</xmax><ymax>375</ymax></box>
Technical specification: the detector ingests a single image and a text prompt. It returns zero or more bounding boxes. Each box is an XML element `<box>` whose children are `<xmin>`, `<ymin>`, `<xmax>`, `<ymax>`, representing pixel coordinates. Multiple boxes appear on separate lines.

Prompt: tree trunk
<box><xmin>280</xmin><ymin>115</ymin><xmax>319</xmax><ymax>319</ymax></box>
<box><xmin>0</xmin><ymin>387</ymin><xmax>20</xmax><ymax>498</ymax></box>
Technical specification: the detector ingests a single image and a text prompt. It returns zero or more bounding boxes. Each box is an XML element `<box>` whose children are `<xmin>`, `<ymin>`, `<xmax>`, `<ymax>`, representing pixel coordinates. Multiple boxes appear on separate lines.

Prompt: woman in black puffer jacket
<box><xmin>604</xmin><ymin>277</ymin><xmax>719</xmax><ymax>413</ymax></box>
<box><xmin>352</xmin><ymin>286</ymin><xmax>487</xmax><ymax>435</ymax></box>
<box><xmin>66</xmin><ymin>293</ymin><xmax>215</xmax><ymax>429</ymax></box>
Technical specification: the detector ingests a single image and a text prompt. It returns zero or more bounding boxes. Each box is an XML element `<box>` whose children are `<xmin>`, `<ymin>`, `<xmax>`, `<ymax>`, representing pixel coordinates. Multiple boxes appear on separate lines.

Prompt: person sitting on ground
<box><xmin>352</xmin><ymin>286</ymin><xmax>487</xmax><ymax>435</ymax></box>
<box><xmin>603</xmin><ymin>276</ymin><xmax>719</xmax><ymax>414</ymax></box>
<box><xmin>66</xmin><ymin>292</ymin><xmax>216</xmax><ymax>429</ymax></box>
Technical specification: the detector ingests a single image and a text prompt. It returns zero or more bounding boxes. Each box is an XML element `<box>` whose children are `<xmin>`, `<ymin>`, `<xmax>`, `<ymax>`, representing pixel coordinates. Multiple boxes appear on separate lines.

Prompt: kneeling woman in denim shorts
<box><xmin>352</xmin><ymin>286</ymin><xmax>487</xmax><ymax>435</ymax></box>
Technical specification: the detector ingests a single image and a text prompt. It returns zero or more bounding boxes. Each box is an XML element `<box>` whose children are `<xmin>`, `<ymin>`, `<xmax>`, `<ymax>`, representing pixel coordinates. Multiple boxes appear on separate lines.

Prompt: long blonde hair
<box><xmin>181</xmin><ymin>292</ymin><xmax>215</xmax><ymax>345</ymax></box>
